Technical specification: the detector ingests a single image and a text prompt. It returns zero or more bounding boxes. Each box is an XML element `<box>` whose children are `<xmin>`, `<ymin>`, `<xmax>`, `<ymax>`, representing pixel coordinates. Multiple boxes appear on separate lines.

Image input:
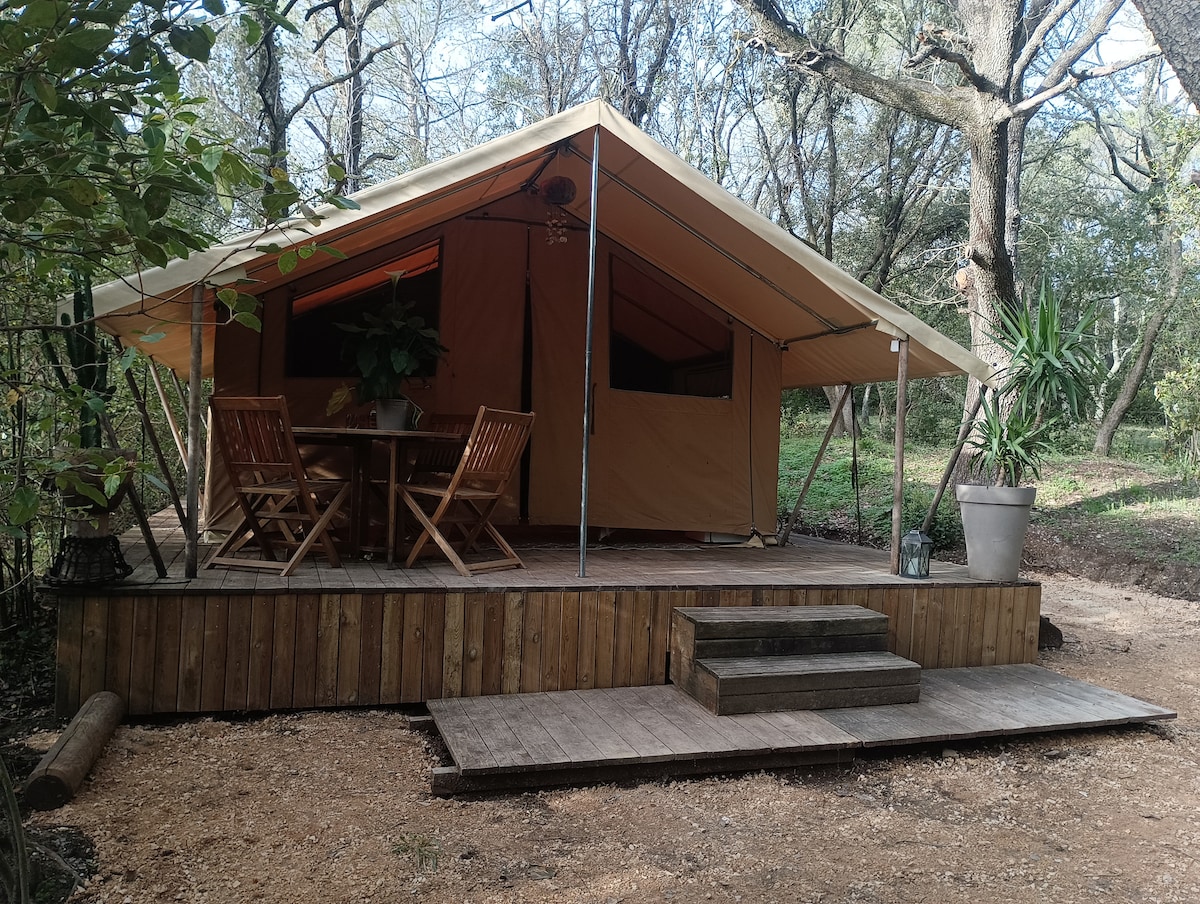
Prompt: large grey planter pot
<box><xmin>955</xmin><ymin>484</ymin><xmax>1037</xmax><ymax>582</ymax></box>
<box><xmin>375</xmin><ymin>397</ymin><xmax>416</xmax><ymax>431</ymax></box>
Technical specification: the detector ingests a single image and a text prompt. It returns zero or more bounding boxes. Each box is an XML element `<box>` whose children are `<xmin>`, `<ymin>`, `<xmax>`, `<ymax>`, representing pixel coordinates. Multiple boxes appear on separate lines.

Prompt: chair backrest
<box><xmin>411</xmin><ymin>412</ymin><xmax>478</xmax><ymax>477</ymax></box>
<box><xmin>453</xmin><ymin>407</ymin><xmax>536</xmax><ymax>495</ymax></box>
<box><xmin>210</xmin><ymin>396</ymin><xmax>308</xmax><ymax>488</ymax></box>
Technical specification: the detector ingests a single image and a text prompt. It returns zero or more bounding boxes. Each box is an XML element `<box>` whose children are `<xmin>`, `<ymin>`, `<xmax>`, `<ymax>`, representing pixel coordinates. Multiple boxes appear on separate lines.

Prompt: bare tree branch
<box><xmin>284</xmin><ymin>38</ymin><xmax>406</xmax><ymax>127</ymax></box>
<box><xmin>1009</xmin><ymin>50</ymin><xmax>1161</xmax><ymax>118</ymax></box>
<box><xmin>736</xmin><ymin>0</ymin><xmax>969</xmax><ymax>128</ymax></box>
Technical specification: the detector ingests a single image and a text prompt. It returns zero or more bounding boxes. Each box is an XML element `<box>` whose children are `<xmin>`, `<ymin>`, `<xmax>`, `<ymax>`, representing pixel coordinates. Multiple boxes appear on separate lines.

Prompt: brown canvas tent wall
<box><xmin>84</xmin><ymin>100</ymin><xmax>992</xmax><ymax>540</ymax></box>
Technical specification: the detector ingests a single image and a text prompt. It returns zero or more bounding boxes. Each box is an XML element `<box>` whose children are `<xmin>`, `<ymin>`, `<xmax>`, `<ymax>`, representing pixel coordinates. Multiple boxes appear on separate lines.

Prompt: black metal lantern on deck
<box><xmin>900</xmin><ymin>528</ymin><xmax>933</xmax><ymax>579</ymax></box>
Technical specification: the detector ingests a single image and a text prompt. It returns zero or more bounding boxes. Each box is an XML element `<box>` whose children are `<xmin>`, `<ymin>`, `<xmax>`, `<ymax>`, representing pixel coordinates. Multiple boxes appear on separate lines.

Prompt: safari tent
<box><xmin>89</xmin><ymin>99</ymin><xmax>991</xmax><ymax>540</ymax></box>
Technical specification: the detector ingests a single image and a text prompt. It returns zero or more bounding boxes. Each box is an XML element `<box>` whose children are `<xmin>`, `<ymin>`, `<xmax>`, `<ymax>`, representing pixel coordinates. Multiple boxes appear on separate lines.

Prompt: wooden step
<box><xmin>671</xmin><ymin>605</ymin><xmax>889</xmax><ymax>662</ymax></box>
<box><xmin>692</xmin><ymin>652</ymin><xmax>922</xmax><ymax>715</ymax></box>
<box><xmin>677</xmin><ymin>605</ymin><xmax>889</xmax><ymax>640</ymax></box>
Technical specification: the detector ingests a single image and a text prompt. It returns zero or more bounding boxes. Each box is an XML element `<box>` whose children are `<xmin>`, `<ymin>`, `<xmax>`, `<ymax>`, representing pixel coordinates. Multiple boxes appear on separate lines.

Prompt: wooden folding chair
<box><xmin>401</xmin><ymin>406</ymin><xmax>535</xmax><ymax>577</ymax></box>
<box><xmin>407</xmin><ymin>413</ymin><xmax>475</xmax><ymax>480</ymax></box>
<box><xmin>206</xmin><ymin>396</ymin><xmax>349</xmax><ymax>576</ymax></box>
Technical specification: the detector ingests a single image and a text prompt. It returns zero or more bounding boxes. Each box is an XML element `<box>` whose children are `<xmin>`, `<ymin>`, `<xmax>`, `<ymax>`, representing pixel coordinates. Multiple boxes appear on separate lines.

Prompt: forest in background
<box><xmin>2</xmin><ymin>0</ymin><xmax>1200</xmax><ymax>634</ymax></box>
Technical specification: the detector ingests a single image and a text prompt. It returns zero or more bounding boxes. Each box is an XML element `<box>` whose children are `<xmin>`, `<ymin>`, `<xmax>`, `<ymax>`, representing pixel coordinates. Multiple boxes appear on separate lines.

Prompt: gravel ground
<box><xmin>25</xmin><ymin>572</ymin><xmax>1198</xmax><ymax>904</ymax></box>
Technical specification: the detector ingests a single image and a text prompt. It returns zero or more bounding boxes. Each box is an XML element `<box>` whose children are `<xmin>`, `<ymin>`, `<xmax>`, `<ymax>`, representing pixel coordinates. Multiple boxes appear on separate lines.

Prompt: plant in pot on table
<box><xmin>956</xmin><ymin>282</ymin><xmax>1101</xmax><ymax>582</ymax></box>
<box><xmin>330</xmin><ymin>282</ymin><xmax>447</xmax><ymax>430</ymax></box>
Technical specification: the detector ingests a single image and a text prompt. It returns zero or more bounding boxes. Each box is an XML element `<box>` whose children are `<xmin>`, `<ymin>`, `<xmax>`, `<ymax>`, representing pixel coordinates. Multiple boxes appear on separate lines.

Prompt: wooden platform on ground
<box><xmin>50</xmin><ymin>512</ymin><xmax>1044</xmax><ymax>716</ymax></box>
<box><xmin>426</xmin><ymin>664</ymin><xmax>1176</xmax><ymax>794</ymax></box>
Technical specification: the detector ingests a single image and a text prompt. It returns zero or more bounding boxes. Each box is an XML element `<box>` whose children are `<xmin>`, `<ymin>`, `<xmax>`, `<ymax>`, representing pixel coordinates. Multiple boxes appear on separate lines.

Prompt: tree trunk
<box><xmin>1134</xmin><ymin>0</ymin><xmax>1200</xmax><ymax>108</ymax></box>
<box><xmin>253</xmin><ymin>10</ymin><xmax>288</xmax><ymax>200</ymax></box>
<box><xmin>342</xmin><ymin>0</ymin><xmax>365</xmax><ymax>193</ymax></box>
<box><xmin>1093</xmin><ymin>231</ymin><xmax>1183</xmax><ymax>454</ymax></box>
<box><xmin>822</xmin><ymin>385</ymin><xmax>857</xmax><ymax>437</ymax></box>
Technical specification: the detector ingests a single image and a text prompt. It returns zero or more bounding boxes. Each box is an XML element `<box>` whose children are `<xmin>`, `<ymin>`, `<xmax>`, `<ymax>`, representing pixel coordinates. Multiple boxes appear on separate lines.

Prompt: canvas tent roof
<box><xmin>87</xmin><ymin>99</ymin><xmax>991</xmax><ymax>387</ymax></box>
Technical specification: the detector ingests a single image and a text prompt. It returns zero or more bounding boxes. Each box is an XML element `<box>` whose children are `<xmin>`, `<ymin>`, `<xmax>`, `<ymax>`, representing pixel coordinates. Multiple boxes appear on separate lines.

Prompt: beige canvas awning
<box><xmin>86</xmin><ymin>99</ymin><xmax>991</xmax><ymax>387</ymax></box>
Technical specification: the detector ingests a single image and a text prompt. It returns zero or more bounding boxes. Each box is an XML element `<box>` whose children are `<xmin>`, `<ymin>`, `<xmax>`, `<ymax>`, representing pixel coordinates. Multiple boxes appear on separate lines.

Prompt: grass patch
<box><xmin>778</xmin><ymin>424</ymin><xmax>1200</xmax><ymax>569</ymax></box>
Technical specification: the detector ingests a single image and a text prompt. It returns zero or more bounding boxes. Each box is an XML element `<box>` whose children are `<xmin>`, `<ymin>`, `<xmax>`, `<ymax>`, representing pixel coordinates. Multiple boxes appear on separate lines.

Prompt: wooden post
<box><xmin>170</xmin><ymin>366</ymin><xmax>206</xmax><ymax>438</ymax></box>
<box><xmin>23</xmin><ymin>691</ymin><xmax>125</xmax><ymax>810</ymax></box>
<box><xmin>117</xmin><ymin>343</ymin><xmax>187</xmax><ymax>529</ymax></box>
<box><xmin>922</xmin><ymin>385</ymin><xmax>986</xmax><ymax>534</ymax></box>
<box><xmin>779</xmin><ymin>384</ymin><xmax>853</xmax><ymax>547</ymax></box>
<box><xmin>99</xmin><ymin>413</ymin><xmax>167</xmax><ymax>578</ymax></box>
<box><xmin>184</xmin><ymin>283</ymin><xmax>204</xmax><ymax>578</ymax></box>
<box><xmin>890</xmin><ymin>338</ymin><xmax>909</xmax><ymax>575</ymax></box>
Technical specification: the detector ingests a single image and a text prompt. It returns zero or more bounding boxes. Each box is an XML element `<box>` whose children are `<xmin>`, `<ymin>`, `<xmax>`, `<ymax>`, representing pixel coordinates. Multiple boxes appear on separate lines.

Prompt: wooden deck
<box><xmin>426</xmin><ymin>665</ymin><xmax>1176</xmax><ymax>794</ymax></box>
<box><xmin>104</xmin><ymin>511</ymin><xmax>1023</xmax><ymax>594</ymax></box>
<box><xmin>50</xmin><ymin>512</ymin><xmax>1042</xmax><ymax>717</ymax></box>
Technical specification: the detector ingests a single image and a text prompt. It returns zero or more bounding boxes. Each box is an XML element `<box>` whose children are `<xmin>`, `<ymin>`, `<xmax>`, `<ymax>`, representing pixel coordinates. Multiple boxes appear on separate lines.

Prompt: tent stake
<box><xmin>184</xmin><ymin>283</ymin><xmax>204</xmax><ymax>578</ymax></box>
<box><xmin>578</xmin><ymin>126</ymin><xmax>600</xmax><ymax>578</ymax></box>
<box><xmin>778</xmin><ymin>383</ymin><xmax>852</xmax><ymax>547</ymax></box>
<box><xmin>922</xmin><ymin>384</ymin><xmax>986</xmax><ymax>534</ymax></box>
<box><xmin>890</xmin><ymin>337</ymin><xmax>910</xmax><ymax>574</ymax></box>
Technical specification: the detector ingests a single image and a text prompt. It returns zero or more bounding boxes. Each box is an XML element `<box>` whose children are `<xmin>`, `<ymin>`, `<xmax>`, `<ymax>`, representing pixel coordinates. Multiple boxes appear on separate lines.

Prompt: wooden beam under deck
<box><xmin>426</xmin><ymin>667</ymin><xmax>1176</xmax><ymax>795</ymax></box>
<box><xmin>51</xmin><ymin>515</ymin><xmax>1043</xmax><ymax>717</ymax></box>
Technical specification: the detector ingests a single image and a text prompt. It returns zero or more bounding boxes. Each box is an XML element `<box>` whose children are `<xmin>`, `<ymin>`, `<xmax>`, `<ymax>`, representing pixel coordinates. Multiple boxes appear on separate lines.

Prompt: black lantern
<box><xmin>900</xmin><ymin>528</ymin><xmax>933</xmax><ymax>579</ymax></box>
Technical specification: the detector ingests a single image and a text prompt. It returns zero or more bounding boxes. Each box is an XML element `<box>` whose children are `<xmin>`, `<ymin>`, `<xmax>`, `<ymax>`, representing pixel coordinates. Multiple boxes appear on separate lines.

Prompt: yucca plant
<box><xmin>966</xmin><ymin>393</ymin><xmax>1054</xmax><ymax>487</ymax></box>
<box><xmin>967</xmin><ymin>279</ymin><xmax>1102</xmax><ymax>486</ymax></box>
<box><xmin>993</xmin><ymin>280</ymin><xmax>1103</xmax><ymax>425</ymax></box>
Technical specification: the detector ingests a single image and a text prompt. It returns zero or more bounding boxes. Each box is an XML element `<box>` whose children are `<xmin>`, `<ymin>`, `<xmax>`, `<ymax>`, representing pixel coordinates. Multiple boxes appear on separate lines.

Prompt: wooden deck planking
<box><xmin>52</xmin><ymin>517</ymin><xmax>1049</xmax><ymax>716</ymax></box>
<box><xmin>428</xmin><ymin>665</ymin><xmax>1175</xmax><ymax>792</ymax></box>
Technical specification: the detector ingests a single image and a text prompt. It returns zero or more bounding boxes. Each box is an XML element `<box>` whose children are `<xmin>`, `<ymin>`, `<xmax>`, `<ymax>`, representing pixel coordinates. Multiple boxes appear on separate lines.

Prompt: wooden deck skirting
<box><xmin>55</xmin><ymin>582</ymin><xmax>1041</xmax><ymax>717</ymax></box>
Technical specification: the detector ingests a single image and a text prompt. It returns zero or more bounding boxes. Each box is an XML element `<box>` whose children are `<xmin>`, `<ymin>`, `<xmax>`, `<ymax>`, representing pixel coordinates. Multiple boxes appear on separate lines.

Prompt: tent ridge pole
<box><xmin>578</xmin><ymin>126</ymin><xmax>600</xmax><ymax>578</ymax></box>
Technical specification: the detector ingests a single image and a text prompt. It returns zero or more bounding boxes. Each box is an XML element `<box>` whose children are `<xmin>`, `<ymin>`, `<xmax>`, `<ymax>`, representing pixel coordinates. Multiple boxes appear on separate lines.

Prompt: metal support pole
<box><xmin>890</xmin><ymin>337</ymin><xmax>909</xmax><ymax>575</ymax></box>
<box><xmin>578</xmin><ymin>126</ymin><xmax>601</xmax><ymax>578</ymax></box>
<box><xmin>779</xmin><ymin>383</ymin><xmax>853</xmax><ymax>547</ymax></box>
<box><xmin>184</xmin><ymin>284</ymin><xmax>204</xmax><ymax>578</ymax></box>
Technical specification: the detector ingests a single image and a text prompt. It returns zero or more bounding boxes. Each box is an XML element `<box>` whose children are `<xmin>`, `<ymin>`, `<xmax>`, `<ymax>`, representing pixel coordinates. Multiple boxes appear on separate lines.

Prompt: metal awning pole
<box><xmin>578</xmin><ymin>126</ymin><xmax>601</xmax><ymax>578</ymax></box>
<box><xmin>890</xmin><ymin>337</ymin><xmax>909</xmax><ymax>575</ymax></box>
<box><xmin>184</xmin><ymin>283</ymin><xmax>204</xmax><ymax>578</ymax></box>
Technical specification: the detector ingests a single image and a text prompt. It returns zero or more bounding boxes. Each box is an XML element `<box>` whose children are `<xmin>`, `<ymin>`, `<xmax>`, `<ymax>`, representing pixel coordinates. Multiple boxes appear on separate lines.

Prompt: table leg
<box><xmin>350</xmin><ymin>438</ymin><xmax>369</xmax><ymax>556</ymax></box>
<box><xmin>386</xmin><ymin>438</ymin><xmax>398</xmax><ymax>568</ymax></box>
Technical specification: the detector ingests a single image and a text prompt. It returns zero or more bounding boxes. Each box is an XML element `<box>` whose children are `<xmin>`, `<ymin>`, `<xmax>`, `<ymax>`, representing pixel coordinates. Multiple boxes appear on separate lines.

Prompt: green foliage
<box><xmin>965</xmin><ymin>393</ymin><xmax>1054</xmax><ymax>487</ymax></box>
<box><xmin>995</xmin><ymin>280</ymin><xmax>1104</xmax><ymax>423</ymax></box>
<box><xmin>1155</xmin><ymin>362</ymin><xmax>1200</xmax><ymax>433</ymax></box>
<box><xmin>967</xmin><ymin>279</ymin><xmax>1103</xmax><ymax>486</ymax></box>
<box><xmin>336</xmin><ymin>296</ymin><xmax>446</xmax><ymax>404</ymax></box>
<box><xmin>1155</xmin><ymin>362</ymin><xmax>1200</xmax><ymax>473</ymax></box>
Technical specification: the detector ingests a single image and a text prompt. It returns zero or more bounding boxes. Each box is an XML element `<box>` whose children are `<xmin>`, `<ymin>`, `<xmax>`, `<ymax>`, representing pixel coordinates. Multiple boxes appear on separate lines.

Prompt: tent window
<box><xmin>286</xmin><ymin>242</ymin><xmax>441</xmax><ymax>378</ymax></box>
<box><xmin>609</xmin><ymin>256</ymin><xmax>733</xmax><ymax>398</ymax></box>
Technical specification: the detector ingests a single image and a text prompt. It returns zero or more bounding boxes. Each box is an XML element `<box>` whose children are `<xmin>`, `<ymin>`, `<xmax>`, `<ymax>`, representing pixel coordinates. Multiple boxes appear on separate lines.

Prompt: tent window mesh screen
<box><xmin>609</xmin><ymin>255</ymin><xmax>733</xmax><ymax>398</ymax></box>
<box><xmin>285</xmin><ymin>241</ymin><xmax>442</xmax><ymax>379</ymax></box>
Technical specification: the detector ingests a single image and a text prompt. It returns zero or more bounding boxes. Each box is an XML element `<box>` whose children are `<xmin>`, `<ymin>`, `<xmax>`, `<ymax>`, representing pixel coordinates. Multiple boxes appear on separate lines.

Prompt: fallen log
<box><xmin>23</xmin><ymin>691</ymin><xmax>124</xmax><ymax>810</ymax></box>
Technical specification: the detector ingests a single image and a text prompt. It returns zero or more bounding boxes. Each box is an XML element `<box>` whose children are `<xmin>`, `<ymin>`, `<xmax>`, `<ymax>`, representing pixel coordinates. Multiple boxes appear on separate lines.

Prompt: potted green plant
<box><xmin>42</xmin><ymin>273</ymin><xmax>138</xmax><ymax>584</ymax></box>
<box><xmin>955</xmin><ymin>281</ymin><xmax>1100</xmax><ymax>581</ymax></box>
<box><xmin>331</xmin><ymin>285</ymin><xmax>446</xmax><ymax>430</ymax></box>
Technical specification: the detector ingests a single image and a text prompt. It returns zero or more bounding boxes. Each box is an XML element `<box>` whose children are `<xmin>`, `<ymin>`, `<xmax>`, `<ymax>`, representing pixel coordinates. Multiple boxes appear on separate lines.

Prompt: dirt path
<box><xmin>26</xmin><ymin>573</ymin><xmax>1200</xmax><ymax>904</ymax></box>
